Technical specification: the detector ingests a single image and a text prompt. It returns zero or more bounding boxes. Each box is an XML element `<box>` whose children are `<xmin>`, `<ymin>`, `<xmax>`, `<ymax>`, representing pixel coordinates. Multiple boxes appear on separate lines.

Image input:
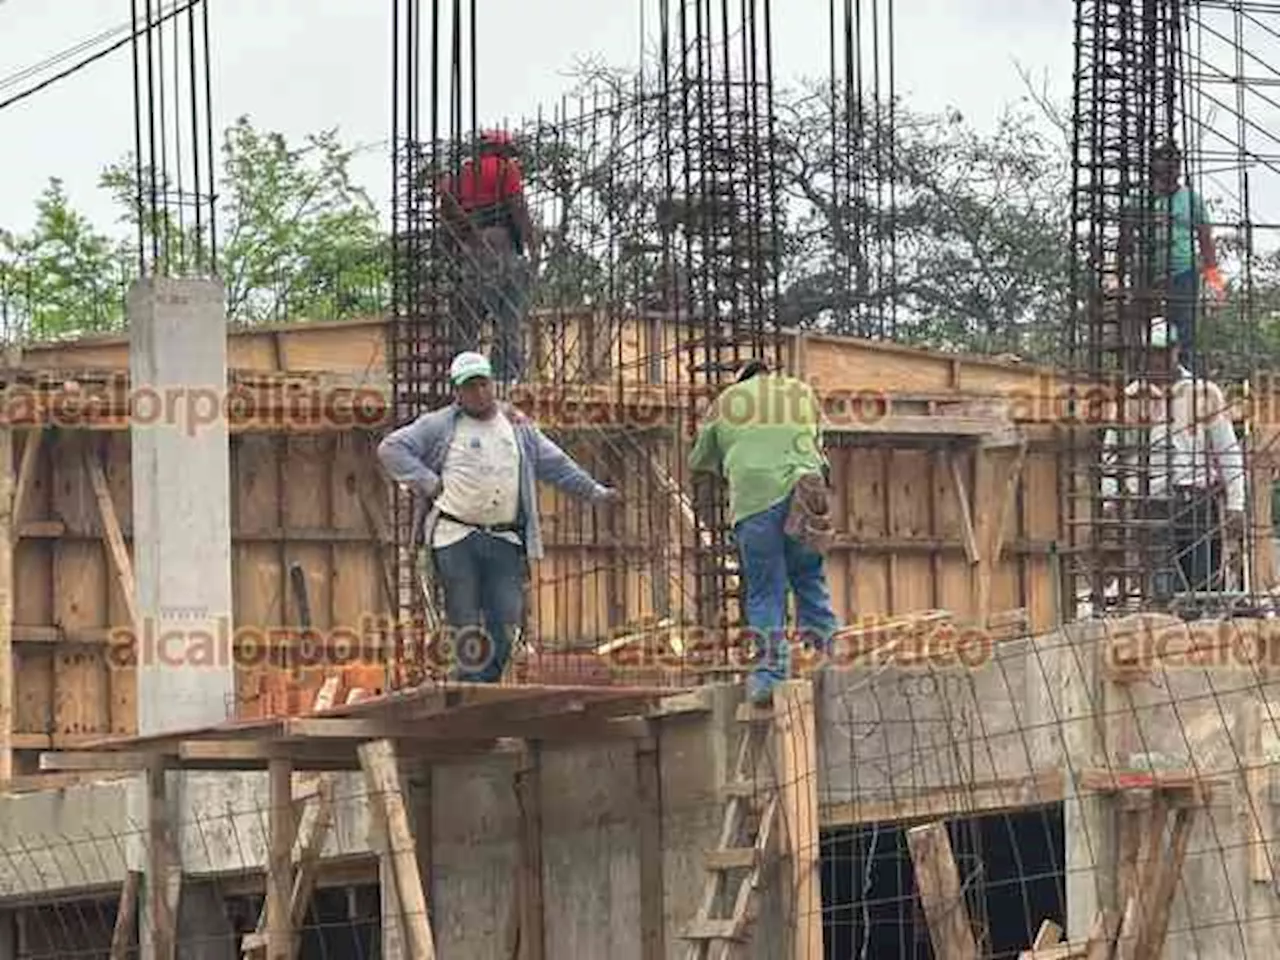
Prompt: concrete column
<box><xmin>128</xmin><ymin>277</ymin><xmax>235</xmax><ymax>735</ymax></box>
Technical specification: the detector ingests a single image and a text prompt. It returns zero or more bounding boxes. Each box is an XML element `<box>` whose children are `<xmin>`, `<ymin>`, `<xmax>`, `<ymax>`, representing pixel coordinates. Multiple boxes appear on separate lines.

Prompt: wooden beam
<box><xmin>358</xmin><ymin>739</ymin><xmax>436</xmax><ymax>959</ymax></box>
<box><xmin>635</xmin><ymin>736</ymin><xmax>665</xmax><ymax>960</ymax></box>
<box><xmin>906</xmin><ymin>821</ymin><xmax>978</xmax><ymax>960</ymax></box>
<box><xmin>39</xmin><ymin>750</ymin><xmax>167</xmax><ymax>772</ymax></box>
<box><xmin>83</xmin><ymin>438</ymin><xmax>140</xmax><ymax>631</ymax></box>
<box><xmin>774</xmin><ymin>680</ymin><xmax>823</xmax><ymax>960</ymax></box>
<box><xmin>0</xmin><ymin>419</ymin><xmax>12</xmax><ymax>783</ymax></box>
<box><xmin>266</xmin><ymin>758</ymin><xmax>297</xmax><ymax>960</ymax></box>
<box><xmin>146</xmin><ymin>760</ymin><xmax>178</xmax><ymax>960</ymax></box>
<box><xmin>109</xmin><ymin>870</ymin><xmax>141</xmax><ymax>960</ymax></box>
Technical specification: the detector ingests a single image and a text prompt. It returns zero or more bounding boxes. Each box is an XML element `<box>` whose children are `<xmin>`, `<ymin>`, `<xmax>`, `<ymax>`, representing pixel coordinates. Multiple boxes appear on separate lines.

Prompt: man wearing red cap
<box><xmin>438</xmin><ymin>130</ymin><xmax>541</xmax><ymax>385</ymax></box>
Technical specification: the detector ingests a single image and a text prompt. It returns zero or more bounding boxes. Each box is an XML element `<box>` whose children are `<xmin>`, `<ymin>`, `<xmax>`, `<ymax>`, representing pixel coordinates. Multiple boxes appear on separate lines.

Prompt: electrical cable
<box><xmin>0</xmin><ymin>0</ymin><xmax>198</xmax><ymax>115</ymax></box>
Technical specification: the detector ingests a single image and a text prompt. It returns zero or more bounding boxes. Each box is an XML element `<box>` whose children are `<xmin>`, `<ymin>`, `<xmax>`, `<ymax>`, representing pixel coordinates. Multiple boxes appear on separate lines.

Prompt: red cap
<box><xmin>479</xmin><ymin>129</ymin><xmax>515</xmax><ymax>148</ymax></box>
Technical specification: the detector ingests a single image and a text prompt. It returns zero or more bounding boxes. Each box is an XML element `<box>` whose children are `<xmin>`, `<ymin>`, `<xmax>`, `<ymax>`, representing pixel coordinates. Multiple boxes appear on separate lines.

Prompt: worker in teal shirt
<box><xmin>689</xmin><ymin>359</ymin><xmax>841</xmax><ymax>705</ymax></box>
<box><xmin>1130</xmin><ymin>141</ymin><xmax>1225</xmax><ymax>360</ymax></box>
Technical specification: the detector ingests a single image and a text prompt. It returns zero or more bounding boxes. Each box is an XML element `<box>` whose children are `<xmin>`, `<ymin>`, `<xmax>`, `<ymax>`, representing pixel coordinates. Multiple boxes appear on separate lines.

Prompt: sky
<box><xmin>0</xmin><ymin>0</ymin><xmax>1076</xmax><ymax>238</ymax></box>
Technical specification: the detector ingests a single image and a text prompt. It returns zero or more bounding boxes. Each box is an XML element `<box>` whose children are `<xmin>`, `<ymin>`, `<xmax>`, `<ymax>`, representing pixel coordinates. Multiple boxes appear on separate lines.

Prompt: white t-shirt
<box><xmin>432</xmin><ymin>411</ymin><xmax>523</xmax><ymax>548</ymax></box>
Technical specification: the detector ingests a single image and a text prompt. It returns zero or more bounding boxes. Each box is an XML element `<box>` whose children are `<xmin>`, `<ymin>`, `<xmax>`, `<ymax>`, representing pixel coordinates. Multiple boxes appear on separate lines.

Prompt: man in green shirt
<box><xmin>689</xmin><ymin>359</ymin><xmax>841</xmax><ymax>705</ymax></box>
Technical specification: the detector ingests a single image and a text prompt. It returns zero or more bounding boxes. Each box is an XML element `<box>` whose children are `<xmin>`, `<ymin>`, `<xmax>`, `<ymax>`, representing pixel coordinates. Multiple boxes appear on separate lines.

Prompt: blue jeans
<box><xmin>734</xmin><ymin>495</ymin><xmax>840</xmax><ymax>698</ymax></box>
<box><xmin>431</xmin><ymin>531</ymin><xmax>526</xmax><ymax>682</ymax></box>
<box><xmin>1166</xmin><ymin>268</ymin><xmax>1198</xmax><ymax>355</ymax></box>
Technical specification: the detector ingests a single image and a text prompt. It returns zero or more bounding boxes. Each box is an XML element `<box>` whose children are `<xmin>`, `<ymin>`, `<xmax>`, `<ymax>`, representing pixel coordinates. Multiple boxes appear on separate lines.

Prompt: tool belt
<box><xmin>437</xmin><ymin>509</ymin><xmax>523</xmax><ymax>536</ymax></box>
<box><xmin>784</xmin><ymin>472</ymin><xmax>834</xmax><ymax>554</ymax></box>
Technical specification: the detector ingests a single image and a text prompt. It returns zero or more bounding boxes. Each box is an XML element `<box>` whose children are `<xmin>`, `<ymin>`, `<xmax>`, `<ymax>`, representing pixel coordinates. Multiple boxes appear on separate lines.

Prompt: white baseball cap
<box><xmin>449</xmin><ymin>351</ymin><xmax>493</xmax><ymax>386</ymax></box>
<box><xmin>1149</xmin><ymin>316</ymin><xmax>1175</xmax><ymax>348</ymax></box>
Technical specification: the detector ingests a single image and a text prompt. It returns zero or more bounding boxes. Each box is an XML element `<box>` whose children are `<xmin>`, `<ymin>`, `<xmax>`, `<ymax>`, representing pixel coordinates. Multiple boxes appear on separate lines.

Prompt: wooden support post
<box><xmin>359</xmin><ymin>739</ymin><xmax>436</xmax><ymax>959</ymax></box>
<box><xmin>145</xmin><ymin>760</ymin><xmax>179</xmax><ymax>960</ymax></box>
<box><xmin>514</xmin><ymin>741</ymin><xmax>546</xmax><ymax>960</ymax></box>
<box><xmin>635</xmin><ymin>735</ymin><xmax>665</xmax><ymax>960</ymax></box>
<box><xmin>774</xmin><ymin>680</ymin><xmax>822</xmax><ymax>960</ymax></box>
<box><xmin>266</xmin><ymin>758</ymin><xmax>297</xmax><ymax>960</ymax></box>
<box><xmin>1241</xmin><ymin>699</ymin><xmax>1273</xmax><ymax>884</ymax></box>
<box><xmin>109</xmin><ymin>870</ymin><xmax>142</xmax><ymax>960</ymax></box>
<box><xmin>0</xmin><ymin>420</ymin><xmax>12</xmax><ymax>783</ymax></box>
<box><xmin>906</xmin><ymin>821</ymin><xmax>978</xmax><ymax>960</ymax></box>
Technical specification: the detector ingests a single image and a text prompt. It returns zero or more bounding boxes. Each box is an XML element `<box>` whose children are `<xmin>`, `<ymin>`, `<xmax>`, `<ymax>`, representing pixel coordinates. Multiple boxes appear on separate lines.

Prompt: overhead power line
<box><xmin>0</xmin><ymin>0</ymin><xmax>196</xmax><ymax>115</ymax></box>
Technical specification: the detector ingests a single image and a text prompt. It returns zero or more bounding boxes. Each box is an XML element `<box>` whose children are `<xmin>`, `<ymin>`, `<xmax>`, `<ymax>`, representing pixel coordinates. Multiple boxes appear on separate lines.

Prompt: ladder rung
<box><xmin>705</xmin><ymin>847</ymin><xmax>758</xmax><ymax>870</ymax></box>
<box><xmin>683</xmin><ymin>919</ymin><xmax>746</xmax><ymax>941</ymax></box>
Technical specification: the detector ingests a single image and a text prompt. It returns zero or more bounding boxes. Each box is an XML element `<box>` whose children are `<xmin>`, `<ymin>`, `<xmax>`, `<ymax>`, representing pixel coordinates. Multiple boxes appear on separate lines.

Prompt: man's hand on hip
<box><xmin>596</xmin><ymin>486</ymin><xmax>621</xmax><ymax>503</ymax></box>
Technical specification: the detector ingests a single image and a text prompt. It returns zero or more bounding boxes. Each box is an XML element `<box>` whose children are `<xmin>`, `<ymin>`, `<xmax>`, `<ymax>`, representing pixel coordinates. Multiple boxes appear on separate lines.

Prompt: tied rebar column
<box><xmin>388</xmin><ymin>0</ymin><xmax>476</xmax><ymax>681</ymax></box>
<box><xmin>1067</xmin><ymin>0</ymin><xmax>1188</xmax><ymax>616</ymax></box>
<box><xmin>655</xmin><ymin>0</ymin><xmax>786</xmax><ymax>668</ymax></box>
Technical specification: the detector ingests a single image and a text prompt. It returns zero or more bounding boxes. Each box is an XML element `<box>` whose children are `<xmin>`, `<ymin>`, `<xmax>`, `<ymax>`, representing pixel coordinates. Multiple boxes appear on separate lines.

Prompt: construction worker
<box><xmin>437</xmin><ymin>130</ymin><xmax>541</xmax><ymax>386</ymax></box>
<box><xmin>376</xmin><ymin>350</ymin><xmax>617</xmax><ymax>682</ymax></box>
<box><xmin>1101</xmin><ymin>316</ymin><xmax>1245</xmax><ymax>610</ymax></box>
<box><xmin>689</xmin><ymin>359</ymin><xmax>840</xmax><ymax>706</ymax></box>
<box><xmin>1123</xmin><ymin>141</ymin><xmax>1225</xmax><ymax>363</ymax></box>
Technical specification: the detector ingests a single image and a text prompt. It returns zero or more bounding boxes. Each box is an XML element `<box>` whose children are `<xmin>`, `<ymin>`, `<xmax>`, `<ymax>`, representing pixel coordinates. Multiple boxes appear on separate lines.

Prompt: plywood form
<box><xmin>9</xmin><ymin>429</ymin><xmax>390</xmax><ymax>761</ymax></box>
<box><xmin>11</xmin><ymin>312</ymin><xmax>1280</xmax><ymax>757</ymax></box>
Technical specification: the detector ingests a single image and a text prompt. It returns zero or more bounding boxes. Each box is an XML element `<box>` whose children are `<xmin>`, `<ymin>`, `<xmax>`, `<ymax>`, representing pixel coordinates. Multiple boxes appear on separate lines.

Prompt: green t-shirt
<box><xmin>1149</xmin><ymin>186</ymin><xmax>1206</xmax><ymax>277</ymax></box>
<box><xmin>688</xmin><ymin>374</ymin><xmax>827</xmax><ymax>525</ymax></box>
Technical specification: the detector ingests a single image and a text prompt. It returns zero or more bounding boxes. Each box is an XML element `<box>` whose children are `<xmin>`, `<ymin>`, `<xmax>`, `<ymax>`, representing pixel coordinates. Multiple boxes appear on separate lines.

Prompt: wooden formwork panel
<box><xmin>9</xmin><ymin>429</ymin><xmax>391</xmax><ymax>758</ymax></box>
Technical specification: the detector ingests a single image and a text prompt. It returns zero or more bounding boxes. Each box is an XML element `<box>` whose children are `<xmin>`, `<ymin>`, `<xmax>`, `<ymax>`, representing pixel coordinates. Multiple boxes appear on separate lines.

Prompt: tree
<box><xmin>101</xmin><ymin>115</ymin><xmax>390</xmax><ymax>324</ymax></box>
<box><xmin>0</xmin><ymin>179</ymin><xmax>131</xmax><ymax>339</ymax></box>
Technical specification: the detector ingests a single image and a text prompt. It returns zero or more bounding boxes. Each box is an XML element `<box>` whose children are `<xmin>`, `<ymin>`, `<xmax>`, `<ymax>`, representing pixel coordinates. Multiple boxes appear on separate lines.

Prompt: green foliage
<box><xmin>0</xmin><ymin>179</ymin><xmax>131</xmax><ymax>339</ymax></box>
<box><xmin>1</xmin><ymin>117</ymin><xmax>389</xmax><ymax>339</ymax></box>
<box><xmin>101</xmin><ymin>116</ymin><xmax>389</xmax><ymax>324</ymax></box>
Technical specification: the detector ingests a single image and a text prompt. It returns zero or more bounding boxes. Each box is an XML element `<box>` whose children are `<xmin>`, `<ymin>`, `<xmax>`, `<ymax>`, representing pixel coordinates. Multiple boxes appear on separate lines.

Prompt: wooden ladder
<box><xmin>681</xmin><ymin>699</ymin><xmax>781</xmax><ymax>959</ymax></box>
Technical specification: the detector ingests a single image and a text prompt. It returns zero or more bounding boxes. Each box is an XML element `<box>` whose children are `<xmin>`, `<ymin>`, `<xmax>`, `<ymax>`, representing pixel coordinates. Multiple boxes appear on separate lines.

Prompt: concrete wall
<box><xmin>4</xmin><ymin>641</ymin><xmax>1278</xmax><ymax>958</ymax></box>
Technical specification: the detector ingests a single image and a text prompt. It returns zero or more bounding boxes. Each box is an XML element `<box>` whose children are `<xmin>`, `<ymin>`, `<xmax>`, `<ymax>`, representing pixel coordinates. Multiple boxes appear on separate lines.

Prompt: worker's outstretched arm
<box><xmin>377</xmin><ymin>413</ymin><xmax>446</xmax><ymax>500</ymax></box>
<box><xmin>530</xmin><ymin>427</ymin><xmax>612</xmax><ymax>500</ymax></box>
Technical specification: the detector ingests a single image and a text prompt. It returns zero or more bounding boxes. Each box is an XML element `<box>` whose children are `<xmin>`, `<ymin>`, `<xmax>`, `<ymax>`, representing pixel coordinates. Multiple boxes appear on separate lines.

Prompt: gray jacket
<box><xmin>376</xmin><ymin>402</ymin><xmax>611</xmax><ymax>563</ymax></box>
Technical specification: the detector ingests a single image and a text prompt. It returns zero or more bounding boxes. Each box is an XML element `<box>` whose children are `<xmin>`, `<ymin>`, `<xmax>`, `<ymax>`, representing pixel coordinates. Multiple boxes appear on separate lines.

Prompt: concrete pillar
<box><xmin>128</xmin><ymin>277</ymin><xmax>235</xmax><ymax>735</ymax></box>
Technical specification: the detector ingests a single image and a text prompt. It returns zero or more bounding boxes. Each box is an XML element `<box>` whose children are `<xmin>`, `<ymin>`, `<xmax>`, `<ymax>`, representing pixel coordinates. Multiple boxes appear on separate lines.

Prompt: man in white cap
<box><xmin>1100</xmin><ymin>315</ymin><xmax>1244</xmax><ymax>607</ymax></box>
<box><xmin>377</xmin><ymin>350</ymin><xmax>618</xmax><ymax>681</ymax></box>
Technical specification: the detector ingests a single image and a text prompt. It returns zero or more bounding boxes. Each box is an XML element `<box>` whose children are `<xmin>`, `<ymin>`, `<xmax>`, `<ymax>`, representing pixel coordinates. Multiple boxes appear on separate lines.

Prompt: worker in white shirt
<box><xmin>1100</xmin><ymin>315</ymin><xmax>1245</xmax><ymax>603</ymax></box>
<box><xmin>377</xmin><ymin>351</ymin><xmax>618</xmax><ymax>681</ymax></box>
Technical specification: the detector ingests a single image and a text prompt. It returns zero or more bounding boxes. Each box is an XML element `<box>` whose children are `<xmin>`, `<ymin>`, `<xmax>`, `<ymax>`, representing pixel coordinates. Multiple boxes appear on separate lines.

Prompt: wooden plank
<box><xmin>1138</xmin><ymin>805</ymin><xmax>1195</xmax><ymax>960</ymax></box>
<box><xmin>266</xmin><ymin>757</ymin><xmax>296</xmax><ymax>960</ymax></box>
<box><xmin>83</xmin><ymin>440</ymin><xmax>140</xmax><ymax>632</ymax></box>
<box><xmin>946</xmin><ymin>452</ymin><xmax>979</xmax><ymax>564</ymax></box>
<box><xmin>906</xmin><ymin>821</ymin><xmax>978</xmax><ymax>960</ymax></box>
<box><xmin>774</xmin><ymin>680</ymin><xmax>823</xmax><ymax>960</ymax></box>
<box><xmin>108</xmin><ymin>869</ymin><xmax>141</xmax><ymax>960</ymax></box>
<box><xmin>636</xmin><ymin>736</ymin><xmax>665</xmax><ymax>960</ymax></box>
<box><xmin>822</xmin><ymin>770</ymin><xmax>1065</xmax><ymax>827</ymax></box>
<box><xmin>0</xmin><ymin>421</ymin><xmax>12</xmax><ymax>781</ymax></box>
<box><xmin>11</xmin><ymin>428</ymin><xmax>43</xmax><ymax>539</ymax></box>
<box><xmin>1241</xmin><ymin>699</ymin><xmax>1271</xmax><ymax>883</ymax></box>
<box><xmin>39</xmin><ymin>750</ymin><xmax>164</xmax><ymax>771</ymax></box>
<box><xmin>514</xmin><ymin>741</ymin><xmax>546</xmax><ymax>960</ymax></box>
<box><xmin>358</xmin><ymin>738</ymin><xmax>436</xmax><ymax>959</ymax></box>
<box><xmin>1032</xmin><ymin>919</ymin><xmax>1063</xmax><ymax>948</ymax></box>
